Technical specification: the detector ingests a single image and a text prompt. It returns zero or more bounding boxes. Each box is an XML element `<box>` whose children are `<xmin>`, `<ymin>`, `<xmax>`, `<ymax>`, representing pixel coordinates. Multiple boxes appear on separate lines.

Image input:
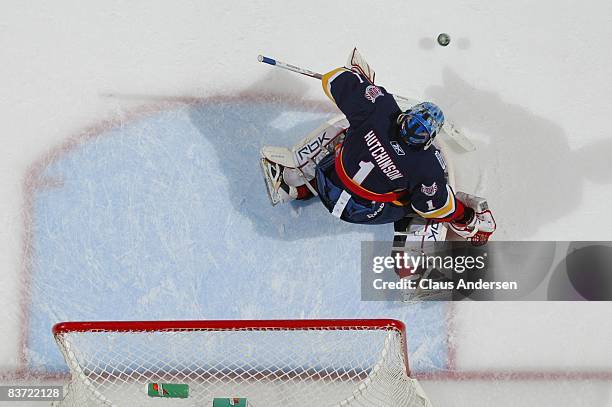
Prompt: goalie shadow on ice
<box><xmin>259</xmin><ymin>49</ymin><xmax>497</xmax><ymax>291</ymax></box>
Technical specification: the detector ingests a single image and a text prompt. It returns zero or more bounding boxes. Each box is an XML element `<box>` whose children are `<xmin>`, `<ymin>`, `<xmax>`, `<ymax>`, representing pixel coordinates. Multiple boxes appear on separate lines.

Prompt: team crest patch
<box><xmin>421</xmin><ymin>182</ymin><xmax>438</xmax><ymax>196</ymax></box>
<box><xmin>364</xmin><ymin>85</ymin><xmax>383</xmax><ymax>103</ymax></box>
<box><xmin>390</xmin><ymin>140</ymin><xmax>405</xmax><ymax>155</ymax></box>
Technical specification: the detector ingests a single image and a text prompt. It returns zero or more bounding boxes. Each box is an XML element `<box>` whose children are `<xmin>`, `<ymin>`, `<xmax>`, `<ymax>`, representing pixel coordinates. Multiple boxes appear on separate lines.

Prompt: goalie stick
<box><xmin>257</xmin><ymin>53</ymin><xmax>476</xmax><ymax>152</ymax></box>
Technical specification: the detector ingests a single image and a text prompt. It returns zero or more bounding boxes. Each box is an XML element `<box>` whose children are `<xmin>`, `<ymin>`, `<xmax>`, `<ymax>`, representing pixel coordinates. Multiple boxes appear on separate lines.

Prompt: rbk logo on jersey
<box><xmin>421</xmin><ymin>182</ymin><xmax>438</xmax><ymax>196</ymax></box>
<box><xmin>364</xmin><ymin>85</ymin><xmax>383</xmax><ymax>103</ymax></box>
<box><xmin>295</xmin><ymin>131</ymin><xmax>332</xmax><ymax>165</ymax></box>
<box><xmin>390</xmin><ymin>141</ymin><xmax>405</xmax><ymax>156</ymax></box>
<box><xmin>366</xmin><ymin>203</ymin><xmax>385</xmax><ymax>219</ymax></box>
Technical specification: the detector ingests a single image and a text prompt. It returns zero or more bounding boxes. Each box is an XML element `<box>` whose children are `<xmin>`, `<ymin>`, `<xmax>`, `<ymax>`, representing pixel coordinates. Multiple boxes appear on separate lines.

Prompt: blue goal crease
<box><xmin>27</xmin><ymin>101</ymin><xmax>449</xmax><ymax>373</ymax></box>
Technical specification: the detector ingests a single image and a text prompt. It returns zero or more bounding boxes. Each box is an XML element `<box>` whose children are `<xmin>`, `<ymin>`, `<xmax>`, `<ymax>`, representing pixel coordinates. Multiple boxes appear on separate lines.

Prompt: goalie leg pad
<box><xmin>260</xmin><ymin>116</ymin><xmax>348</xmax><ymax>206</ymax></box>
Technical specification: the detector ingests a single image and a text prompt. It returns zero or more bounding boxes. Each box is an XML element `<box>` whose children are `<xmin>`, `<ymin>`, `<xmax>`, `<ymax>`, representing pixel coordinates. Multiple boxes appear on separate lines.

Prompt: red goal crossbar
<box><xmin>52</xmin><ymin>318</ymin><xmax>411</xmax><ymax>375</ymax></box>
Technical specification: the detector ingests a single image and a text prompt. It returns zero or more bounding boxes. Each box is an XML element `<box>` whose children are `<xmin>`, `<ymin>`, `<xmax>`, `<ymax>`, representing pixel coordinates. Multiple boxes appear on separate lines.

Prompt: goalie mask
<box><xmin>397</xmin><ymin>102</ymin><xmax>445</xmax><ymax>149</ymax></box>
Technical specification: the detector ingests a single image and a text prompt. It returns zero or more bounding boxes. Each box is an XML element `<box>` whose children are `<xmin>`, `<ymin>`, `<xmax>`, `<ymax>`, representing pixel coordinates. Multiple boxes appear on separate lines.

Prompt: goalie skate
<box><xmin>260</xmin><ymin>157</ymin><xmax>296</xmax><ymax>206</ymax></box>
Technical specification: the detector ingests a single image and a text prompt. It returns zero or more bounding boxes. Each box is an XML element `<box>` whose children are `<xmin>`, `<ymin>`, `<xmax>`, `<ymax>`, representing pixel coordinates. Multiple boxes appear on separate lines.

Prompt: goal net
<box><xmin>52</xmin><ymin>319</ymin><xmax>432</xmax><ymax>407</ymax></box>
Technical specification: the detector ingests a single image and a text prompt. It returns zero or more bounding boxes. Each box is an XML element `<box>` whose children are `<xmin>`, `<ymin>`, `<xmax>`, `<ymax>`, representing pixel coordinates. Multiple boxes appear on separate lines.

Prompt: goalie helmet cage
<box><xmin>52</xmin><ymin>318</ymin><xmax>433</xmax><ymax>407</ymax></box>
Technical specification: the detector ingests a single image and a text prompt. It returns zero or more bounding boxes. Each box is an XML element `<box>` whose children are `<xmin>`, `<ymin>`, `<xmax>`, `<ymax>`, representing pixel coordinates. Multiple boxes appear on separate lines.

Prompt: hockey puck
<box><xmin>437</xmin><ymin>33</ymin><xmax>451</xmax><ymax>47</ymax></box>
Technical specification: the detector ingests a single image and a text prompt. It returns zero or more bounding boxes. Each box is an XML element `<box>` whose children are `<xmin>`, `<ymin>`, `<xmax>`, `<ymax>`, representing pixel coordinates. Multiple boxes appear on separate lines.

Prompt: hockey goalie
<box><xmin>261</xmin><ymin>50</ymin><xmax>496</xmax><ymax>248</ymax></box>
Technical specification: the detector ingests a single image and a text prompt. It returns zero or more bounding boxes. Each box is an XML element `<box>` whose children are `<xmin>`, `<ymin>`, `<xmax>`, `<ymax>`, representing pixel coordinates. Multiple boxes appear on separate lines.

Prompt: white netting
<box><xmin>53</xmin><ymin>321</ymin><xmax>432</xmax><ymax>407</ymax></box>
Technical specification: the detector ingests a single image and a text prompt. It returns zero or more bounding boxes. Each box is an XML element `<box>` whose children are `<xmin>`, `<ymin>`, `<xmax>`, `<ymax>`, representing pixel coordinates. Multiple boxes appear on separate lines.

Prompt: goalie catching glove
<box><xmin>346</xmin><ymin>48</ymin><xmax>375</xmax><ymax>83</ymax></box>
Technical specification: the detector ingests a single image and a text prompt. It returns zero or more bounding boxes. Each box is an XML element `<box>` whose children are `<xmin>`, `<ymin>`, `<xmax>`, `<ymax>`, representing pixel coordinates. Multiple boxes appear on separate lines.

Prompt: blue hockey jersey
<box><xmin>321</xmin><ymin>67</ymin><xmax>460</xmax><ymax>220</ymax></box>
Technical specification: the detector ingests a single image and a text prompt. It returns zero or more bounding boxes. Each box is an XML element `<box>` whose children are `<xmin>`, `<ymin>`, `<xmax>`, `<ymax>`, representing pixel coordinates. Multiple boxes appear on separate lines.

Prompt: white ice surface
<box><xmin>1</xmin><ymin>1</ymin><xmax>612</xmax><ymax>406</ymax></box>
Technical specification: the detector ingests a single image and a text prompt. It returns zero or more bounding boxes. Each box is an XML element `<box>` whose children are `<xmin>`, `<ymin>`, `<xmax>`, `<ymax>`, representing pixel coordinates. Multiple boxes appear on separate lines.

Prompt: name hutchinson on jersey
<box><xmin>364</xmin><ymin>131</ymin><xmax>404</xmax><ymax>181</ymax></box>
